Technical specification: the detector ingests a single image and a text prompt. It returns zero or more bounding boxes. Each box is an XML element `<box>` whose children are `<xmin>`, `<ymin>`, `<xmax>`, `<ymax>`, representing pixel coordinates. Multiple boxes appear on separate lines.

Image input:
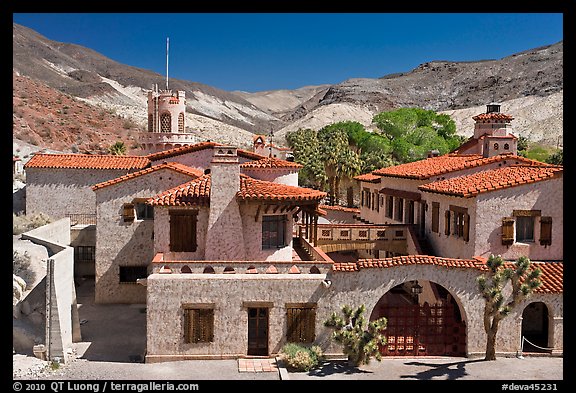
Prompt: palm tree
<box><xmin>318</xmin><ymin>127</ymin><xmax>360</xmax><ymax>205</ymax></box>
<box><xmin>109</xmin><ymin>141</ymin><xmax>126</xmax><ymax>156</ymax></box>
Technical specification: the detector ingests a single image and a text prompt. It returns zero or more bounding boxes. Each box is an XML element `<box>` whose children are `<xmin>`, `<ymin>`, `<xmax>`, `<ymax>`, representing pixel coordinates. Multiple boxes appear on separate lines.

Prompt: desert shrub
<box><xmin>13</xmin><ymin>212</ymin><xmax>52</xmax><ymax>235</ymax></box>
<box><xmin>279</xmin><ymin>343</ymin><xmax>324</xmax><ymax>372</ymax></box>
<box><xmin>13</xmin><ymin>250</ymin><xmax>36</xmax><ymax>285</ymax></box>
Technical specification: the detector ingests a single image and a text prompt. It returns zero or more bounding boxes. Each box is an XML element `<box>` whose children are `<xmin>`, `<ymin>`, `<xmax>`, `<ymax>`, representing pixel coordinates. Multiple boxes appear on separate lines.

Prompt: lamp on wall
<box><xmin>322</xmin><ymin>279</ymin><xmax>332</xmax><ymax>288</ymax></box>
<box><xmin>411</xmin><ymin>280</ymin><xmax>423</xmax><ymax>302</ymax></box>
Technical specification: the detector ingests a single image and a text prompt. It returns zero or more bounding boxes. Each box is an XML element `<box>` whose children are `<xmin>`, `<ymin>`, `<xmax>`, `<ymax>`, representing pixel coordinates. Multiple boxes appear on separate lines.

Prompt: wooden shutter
<box><xmin>287</xmin><ymin>306</ymin><xmax>316</xmax><ymax>343</ymax></box>
<box><xmin>502</xmin><ymin>217</ymin><xmax>515</xmax><ymax>245</ymax></box>
<box><xmin>463</xmin><ymin>213</ymin><xmax>470</xmax><ymax>242</ymax></box>
<box><xmin>539</xmin><ymin>216</ymin><xmax>552</xmax><ymax>246</ymax></box>
<box><xmin>444</xmin><ymin>210</ymin><xmax>451</xmax><ymax>236</ymax></box>
<box><xmin>123</xmin><ymin>203</ymin><xmax>135</xmax><ymax>222</ymax></box>
<box><xmin>185</xmin><ymin>308</ymin><xmax>214</xmax><ymax>343</ymax></box>
<box><xmin>431</xmin><ymin>202</ymin><xmax>439</xmax><ymax>233</ymax></box>
<box><xmin>170</xmin><ymin>210</ymin><xmax>197</xmax><ymax>252</ymax></box>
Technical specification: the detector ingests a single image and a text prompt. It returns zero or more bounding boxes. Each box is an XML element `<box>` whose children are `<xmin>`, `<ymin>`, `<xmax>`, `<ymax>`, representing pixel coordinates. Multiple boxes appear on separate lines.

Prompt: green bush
<box><xmin>279</xmin><ymin>343</ymin><xmax>324</xmax><ymax>372</ymax></box>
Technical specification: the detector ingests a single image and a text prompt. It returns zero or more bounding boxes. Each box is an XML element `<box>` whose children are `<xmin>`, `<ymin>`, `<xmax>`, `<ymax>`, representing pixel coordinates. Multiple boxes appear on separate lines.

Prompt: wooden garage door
<box><xmin>380</xmin><ymin>301</ymin><xmax>465</xmax><ymax>356</ymax></box>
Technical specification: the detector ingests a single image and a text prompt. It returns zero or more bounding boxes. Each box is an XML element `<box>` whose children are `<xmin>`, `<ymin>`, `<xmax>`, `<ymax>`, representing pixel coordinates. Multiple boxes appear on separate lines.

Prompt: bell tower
<box><xmin>139</xmin><ymin>38</ymin><xmax>196</xmax><ymax>154</ymax></box>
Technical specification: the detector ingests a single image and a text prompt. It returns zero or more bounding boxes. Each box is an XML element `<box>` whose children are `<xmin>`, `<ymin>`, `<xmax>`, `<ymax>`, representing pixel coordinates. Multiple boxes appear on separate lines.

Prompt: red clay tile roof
<box><xmin>24</xmin><ymin>153</ymin><xmax>150</xmax><ymax>170</ymax></box>
<box><xmin>521</xmin><ymin>262</ymin><xmax>563</xmax><ymax>294</ymax></box>
<box><xmin>472</xmin><ymin>112</ymin><xmax>514</xmax><ymax>121</ymax></box>
<box><xmin>333</xmin><ymin>257</ymin><xmax>562</xmax><ymax>293</ymax></box>
<box><xmin>148</xmin><ymin>174</ymin><xmax>326</xmax><ymax>206</ymax></box>
<box><xmin>238</xmin><ymin>175</ymin><xmax>326</xmax><ymax>202</ymax></box>
<box><xmin>91</xmin><ymin>162</ymin><xmax>203</xmax><ymax>191</ymax></box>
<box><xmin>148</xmin><ymin>174</ymin><xmax>212</xmax><ymax>206</ymax></box>
<box><xmin>319</xmin><ymin>204</ymin><xmax>360</xmax><ymax>214</ymax></box>
<box><xmin>240</xmin><ymin>157</ymin><xmax>302</xmax><ymax>169</ymax></box>
<box><xmin>418</xmin><ymin>165</ymin><xmax>562</xmax><ymax>198</ymax></box>
<box><xmin>146</xmin><ymin>141</ymin><xmax>267</xmax><ymax>162</ymax></box>
<box><xmin>332</xmin><ymin>255</ymin><xmax>564</xmax><ymax>293</ymax></box>
<box><xmin>333</xmin><ymin>255</ymin><xmax>487</xmax><ymax>272</ymax></box>
<box><xmin>354</xmin><ymin>173</ymin><xmax>382</xmax><ymax>183</ymax></box>
<box><xmin>371</xmin><ymin>153</ymin><xmax>550</xmax><ymax>180</ymax></box>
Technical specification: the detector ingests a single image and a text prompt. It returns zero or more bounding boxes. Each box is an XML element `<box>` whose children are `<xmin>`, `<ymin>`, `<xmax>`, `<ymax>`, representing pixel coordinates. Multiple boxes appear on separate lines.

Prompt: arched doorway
<box><xmin>370</xmin><ymin>280</ymin><xmax>466</xmax><ymax>356</ymax></box>
<box><xmin>521</xmin><ymin>302</ymin><xmax>550</xmax><ymax>353</ymax></box>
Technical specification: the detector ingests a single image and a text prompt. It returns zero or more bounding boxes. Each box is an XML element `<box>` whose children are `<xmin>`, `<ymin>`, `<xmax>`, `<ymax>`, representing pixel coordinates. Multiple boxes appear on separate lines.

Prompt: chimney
<box><xmin>486</xmin><ymin>102</ymin><xmax>501</xmax><ymax>114</ymax></box>
<box><xmin>205</xmin><ymin>146</ymin><xmax>246</xmax><ymax>260</ymax></box>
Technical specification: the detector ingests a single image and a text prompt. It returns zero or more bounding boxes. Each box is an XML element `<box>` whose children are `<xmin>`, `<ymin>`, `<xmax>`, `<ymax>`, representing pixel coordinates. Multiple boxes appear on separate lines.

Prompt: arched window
<box><xmin>494</xmin><ymin>143</ymin><xmax>499</xmax><ymax>150</ymax></box>
<box><xmin>223</xmin><ymin>266</ymin><xmax>235</xmax><ymax>274</ymax></box>
<box><xmin>203</xmin><ymin>266</ymin><xmax>216</xmax><ymax>274</ymax></box>
<box><xmin>178</xmin><ymin>113</ymin><xmax>185</xmax><ymax>132</ymax></box>
<box><xmin>504</xmin><ymin>143</ymin><xmax>510</xmax><ymax>150</ymax></box>
<box><xmin>148</xmin><ymin>114</ymin><xmax>154</xmax><ymax>132</ymax></box>
<box><xmin>180</xmin><ymin>265</ymin><xmax>192</xmax><ymax>273</ymax></box>
<box><xmin>160</xmin><ymin>113</ymin><xmax>171</xmax><ymax>132</ymax></box>
<box><xmin>309</xmin><ymin>266</ymin><xmax>321</xmax><ymax>274</ymax></box>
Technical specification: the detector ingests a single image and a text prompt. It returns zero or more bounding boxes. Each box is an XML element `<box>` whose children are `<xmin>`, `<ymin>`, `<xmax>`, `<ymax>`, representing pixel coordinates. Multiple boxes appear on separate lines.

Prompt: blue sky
<box><xmin>12</xmin><ymin>13</ymin><xmax>563</xmax><ymax>92</ymax></box>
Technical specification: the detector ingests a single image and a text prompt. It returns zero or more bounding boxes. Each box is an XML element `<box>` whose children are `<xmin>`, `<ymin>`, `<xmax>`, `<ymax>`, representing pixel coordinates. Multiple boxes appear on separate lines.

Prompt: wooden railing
<box><xmin>66</xmin><ymin>213</ymin><xmax>97</xmax><ymax>226</ymax></box>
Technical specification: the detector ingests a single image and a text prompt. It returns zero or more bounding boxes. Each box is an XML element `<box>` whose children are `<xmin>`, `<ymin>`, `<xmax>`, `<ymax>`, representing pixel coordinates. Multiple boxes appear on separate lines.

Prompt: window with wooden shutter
<box><xmin>170</xmin><ymin>210</ymin><xmax>198</xmax><ymax>252</ymax></box>
<box><xmin>463</xmin><ymin>213</ymin><xmax>470</xmax><ymax>242</ymax></box>
<box><xmin>286</xmin><ymin>304</ymin><xmax>316</xmax><ymax>343</ymax></box>
<box><xmin>386</xmin><ymin>195</ymin><xmax>394</xmax><ymax>218</ymax></box>
<box><xmin>184</xmin><ymin>307</ymin><xmax>214</xmax><ymax>343</ymax></box>
<box><xmin>444</xmin><ymin>210</ymin><xmax>451</xmax><ymax>236</ymax></box>
<box><xmin>502</xmin><ymin>217</ymin><xmax>515</xmax><ymax>245</ymax></box>
<box><xmin>539</xmin><ymin>216</ymin><xmax>552</xmax><ymax>246</ymax></box>
<box><xmin>123</xmin><ymin>203</ymin><xmax>135</xmax><ymax>223</ymax></box>
<box><xmin>431</xmin><ymin>202</ymin><xmax>439</xmax><ymax>233</ymax></box>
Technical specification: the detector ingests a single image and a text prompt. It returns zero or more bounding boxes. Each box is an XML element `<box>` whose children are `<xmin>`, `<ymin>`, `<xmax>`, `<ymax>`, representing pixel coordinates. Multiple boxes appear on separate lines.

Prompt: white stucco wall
<box><xmin>94</xmin><ymin>168</ymin><xmax>195</xmax><ymax>303</ymax></box>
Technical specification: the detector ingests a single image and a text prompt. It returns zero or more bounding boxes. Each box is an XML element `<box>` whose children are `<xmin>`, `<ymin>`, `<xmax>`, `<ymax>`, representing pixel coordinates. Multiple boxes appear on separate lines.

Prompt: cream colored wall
<box><xmin>473</xmin><ymin>177</ymin><xmax>563</xmax><ymax>261</ymax></box>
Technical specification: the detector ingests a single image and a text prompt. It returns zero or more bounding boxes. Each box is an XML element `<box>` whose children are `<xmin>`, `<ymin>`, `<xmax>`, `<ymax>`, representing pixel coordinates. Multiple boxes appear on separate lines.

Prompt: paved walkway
<box><xmin>238</xmin><ymin>358</ymin><xmax>278</xmax><ymax>373</ymax></box>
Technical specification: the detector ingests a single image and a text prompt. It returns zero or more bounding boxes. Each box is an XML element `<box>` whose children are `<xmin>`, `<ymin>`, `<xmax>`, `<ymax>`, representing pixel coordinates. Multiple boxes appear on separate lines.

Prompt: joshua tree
<box><xmin>324</xmin><ymin>304</ymin><xmax>387</xmax><ymax>367</ymax></box>
<box><xmin>477</xmin><ymin>255</ymin><xmax>542</xmax><ymax>360</ymax></box>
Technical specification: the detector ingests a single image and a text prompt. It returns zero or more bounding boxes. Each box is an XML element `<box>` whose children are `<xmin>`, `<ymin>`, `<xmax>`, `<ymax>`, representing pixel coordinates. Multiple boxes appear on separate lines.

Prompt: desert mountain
<box><xmin>13</xmin><ymin>22</ymin><xmax>563</xmax><ymax>156</ymax></box>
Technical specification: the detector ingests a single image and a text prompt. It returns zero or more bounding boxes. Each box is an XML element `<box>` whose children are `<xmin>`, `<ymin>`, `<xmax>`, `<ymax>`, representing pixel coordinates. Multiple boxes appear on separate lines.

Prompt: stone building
<box><xmin>139</xmin><ymin>85</ymin><xmax>196</xmax><ymax>154</ymax></box>
<box><xmin>22</xmin><ymin>103</ymin><xmax>563</xmax><ymax>362</ymax></box>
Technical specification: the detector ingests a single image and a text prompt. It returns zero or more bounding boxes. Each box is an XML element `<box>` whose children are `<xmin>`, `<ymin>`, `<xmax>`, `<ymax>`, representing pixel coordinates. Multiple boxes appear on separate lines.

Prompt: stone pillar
<box><xmin>205</xmin><ymin>147</ymin><xmax>246</xmax><ymax>260</ymax></box>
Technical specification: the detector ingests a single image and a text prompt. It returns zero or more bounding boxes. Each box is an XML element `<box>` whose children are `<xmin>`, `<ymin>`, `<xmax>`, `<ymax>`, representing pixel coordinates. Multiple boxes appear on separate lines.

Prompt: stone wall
<box><xmin>145</xmin><ymin>274</ymin><xmax>328</xmax><ymax>362</ymax></box>
<box><xmin>94</xmin><ymin>168</ymin><xmax>194</xmax><ymax>303</ymax></box>
<box><xmin>145</xmin><ymin>264</ymin><xmax>563</xmax><ymax>361</ymax></box>
<box><xmin>422</xmin><ymin>193</ymin><xmax>478</xmax><ymax>259</ymax></box>
<box><xmin>474</xmin><ymin>177</ymin><xmax>563</xmax><ymax>261</ymax></box>
<box><xmin>25</xmin><ymin>168</ymin><xmax>130</xmax><ymax>219</ymax></box>
<box><xmin>153</xmin><ymin>204</ymin><xmax>294</xmax><ymax>262</ymax></box>
<box><xmin>241</xmin><ymin>168</ymin><xmax>298</xmax><ymax>186</ymax></box>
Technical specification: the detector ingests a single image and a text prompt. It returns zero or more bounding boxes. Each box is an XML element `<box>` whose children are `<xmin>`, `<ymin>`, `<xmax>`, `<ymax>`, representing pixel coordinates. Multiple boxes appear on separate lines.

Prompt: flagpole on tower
<box><xmin>166</xmin><ymin>37</ymin><xmax>169</xmax><ymax>90</ymax></box>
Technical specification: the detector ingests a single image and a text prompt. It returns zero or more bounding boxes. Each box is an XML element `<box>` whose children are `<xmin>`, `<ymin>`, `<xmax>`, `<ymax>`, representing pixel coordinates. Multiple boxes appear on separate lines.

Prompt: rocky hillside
<box><xmin>13</xmin><ymin>22</ymin><xmax>563</xmax><ymax>156</ymax></box>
